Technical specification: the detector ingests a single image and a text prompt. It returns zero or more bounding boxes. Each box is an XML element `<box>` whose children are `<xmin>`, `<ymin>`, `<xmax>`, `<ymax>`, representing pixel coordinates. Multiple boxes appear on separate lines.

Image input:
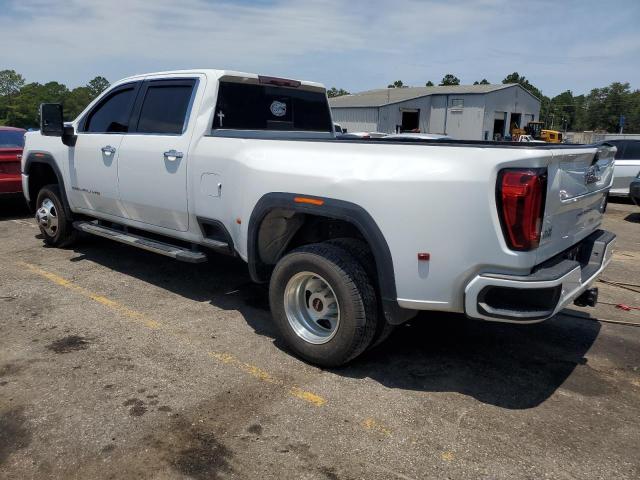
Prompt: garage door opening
<box><xmin>493</xmin><ymin>118</ymin><xmax>505</xmax><ymax>140</ymax></box>
<box><xmin>510</xmin><ymin>113</ymin><xmax>521</xmax><ymax>132</ymax></box>
<box><xmin>401</xmin><ymin>110</ymin><xmax>420</xmax><ymax>132</ymax></box>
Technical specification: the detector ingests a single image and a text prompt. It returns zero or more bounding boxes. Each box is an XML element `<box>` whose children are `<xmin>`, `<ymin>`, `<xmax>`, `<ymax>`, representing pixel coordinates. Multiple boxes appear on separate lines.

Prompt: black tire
<box><xmin>326</xmin><ymin>238</ymin><xmax>396</xmax><ymax>349</ymax></box>
<box><xmin>269</xmin><ymin>242</ymin><xmax>378</xmax><ymax>367</ymax></box>
<box><xmin>35</xmin><ymin>184</ymin><xmax>77</xmax><ymax>247</ymax></box>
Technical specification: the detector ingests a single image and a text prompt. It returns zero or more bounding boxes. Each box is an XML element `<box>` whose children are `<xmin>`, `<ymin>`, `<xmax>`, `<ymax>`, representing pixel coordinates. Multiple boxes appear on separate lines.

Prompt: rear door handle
<box><xmin>101</xmin><ymin>145</ymin><xmax>116</xmax><ymax>156</ymax></box>
<box><xmin>164</xmin><ymin>150</ymin><xmax>183</xmax><ymax>161</ymax></box>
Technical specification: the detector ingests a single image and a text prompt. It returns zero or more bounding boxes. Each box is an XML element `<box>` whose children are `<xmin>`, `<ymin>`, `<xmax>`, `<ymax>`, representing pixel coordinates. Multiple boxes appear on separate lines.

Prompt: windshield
<box><xmin>0</xmin><ymin>130</ymin><xmax>25</xmax><ymax>148</ymax></box>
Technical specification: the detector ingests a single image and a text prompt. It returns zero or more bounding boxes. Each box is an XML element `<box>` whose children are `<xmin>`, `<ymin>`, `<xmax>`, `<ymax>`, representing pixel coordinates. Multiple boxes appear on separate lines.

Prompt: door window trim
<box><xmin>127</xmin><ymin>78</ymin><xmax>199</xmax><ymax>136</ymax></box>
<box><xmin>77</xmin><ymin>82</ymin><xmax>142</xmax><ymax>134</ymax></box>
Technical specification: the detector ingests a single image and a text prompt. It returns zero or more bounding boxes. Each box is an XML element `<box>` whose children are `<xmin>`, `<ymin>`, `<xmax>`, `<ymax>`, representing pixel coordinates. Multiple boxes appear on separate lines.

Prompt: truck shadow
<box><xmin>0</xmin><ymin>198</ymin><xmax>30</xmax><ymax>220</ymax></box>
<box><xmin>68</xmin><ymin>237</ymin><xmax>599</xmax><ymax>410</ymax></box>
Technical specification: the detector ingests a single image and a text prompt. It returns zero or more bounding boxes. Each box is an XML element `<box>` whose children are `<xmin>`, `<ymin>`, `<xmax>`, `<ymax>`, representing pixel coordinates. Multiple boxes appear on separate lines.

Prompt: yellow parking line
<box><xmin>18</xmin><ymin>262</ymin><xmax>161</xmax><ymax>329</ymax></box>
<box><xmin>22</xmin><ymin>261</ymin><xmax>327</xmax><ymax>408</ymax></box>
<box><xmin>209</xmin><ymin>351</ymin><xmax>327</xmax><ymax>407</ymax></box>
<box><xmin>362</xmin><ymin>417</ymin><xmax>392</xmax><ymax>435</ymax></box>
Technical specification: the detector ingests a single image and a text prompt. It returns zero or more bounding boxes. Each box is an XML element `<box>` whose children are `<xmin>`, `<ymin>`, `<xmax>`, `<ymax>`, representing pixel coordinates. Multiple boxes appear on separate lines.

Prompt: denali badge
<box><xmin>584</xmin><ymin>164</ymin><xmax>601</xmax><ymax>185</ymax></box>
<box><xmin>270</xmin><ymin>101</ymin><xmax>286</xmax><ymax>117</ymax></box>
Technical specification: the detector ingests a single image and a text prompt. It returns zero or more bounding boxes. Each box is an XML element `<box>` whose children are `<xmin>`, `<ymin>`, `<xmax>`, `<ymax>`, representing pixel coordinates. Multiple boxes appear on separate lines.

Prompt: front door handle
<box><xmin>101</xmin><ymin>145</ymin><xmax>116</xmax><ymax>156</ymax></box>
<box><xmin>164</xmin><ymin>150</ymin><xmax>184</xmax><ymax>162</ymax></box>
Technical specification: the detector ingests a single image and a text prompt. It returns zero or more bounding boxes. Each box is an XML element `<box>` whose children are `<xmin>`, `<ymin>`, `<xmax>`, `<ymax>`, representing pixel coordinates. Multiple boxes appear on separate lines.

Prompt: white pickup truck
<box><xmin>22</xmin><ymin>69</ymin><xmax>617</xmax><ymax>366</ymax></box>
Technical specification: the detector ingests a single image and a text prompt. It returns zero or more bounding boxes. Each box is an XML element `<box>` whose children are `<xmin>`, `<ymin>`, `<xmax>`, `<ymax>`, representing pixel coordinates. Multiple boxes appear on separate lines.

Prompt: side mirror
<box><xmin>40</xmin><ymin>103</ymin><xmax>64</xmax><ymax>137</ymax></box>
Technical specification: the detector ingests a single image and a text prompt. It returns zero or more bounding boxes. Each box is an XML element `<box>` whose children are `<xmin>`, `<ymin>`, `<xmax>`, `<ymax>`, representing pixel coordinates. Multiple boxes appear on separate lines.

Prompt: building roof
<box><xmin>329</xmin><ymin>83</ymin><xmax>521</xmax><ymax>108</ymax></box>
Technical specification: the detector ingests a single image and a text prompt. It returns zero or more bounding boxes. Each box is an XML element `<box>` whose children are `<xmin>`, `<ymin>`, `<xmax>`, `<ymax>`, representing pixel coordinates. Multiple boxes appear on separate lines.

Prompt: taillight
<box><xmin>497</xmin><ymin>168</ymin><xmax>547</xmax><ymax>251</ymax></box>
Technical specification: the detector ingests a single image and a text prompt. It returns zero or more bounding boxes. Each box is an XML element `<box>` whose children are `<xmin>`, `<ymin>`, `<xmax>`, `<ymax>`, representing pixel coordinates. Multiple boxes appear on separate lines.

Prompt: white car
<box><xmin>601</xmin><ymin>140</ymin><xmax>640</xmax><ymax>197</ymax></box>
<box><xmin>337</xmin><ymin>131</ymin><xmax>387</xmax><ymax>139</ymax></box>
<box><xmin>516</xmin><ymin>135</ymin><xmax>546</xmax><ymax>143</ymax></box>
<box><xmin>22</xmin><ymin>69</ymin><xmax>616</xmax><ymax>366</ymax></box>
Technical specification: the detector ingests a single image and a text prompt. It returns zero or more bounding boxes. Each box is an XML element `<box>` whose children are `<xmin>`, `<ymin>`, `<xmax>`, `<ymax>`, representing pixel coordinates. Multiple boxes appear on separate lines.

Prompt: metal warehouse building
<box><xmin>329</xmin><ymin>84</ymin><xmax>541</xmax><ymax>140</ymax></box>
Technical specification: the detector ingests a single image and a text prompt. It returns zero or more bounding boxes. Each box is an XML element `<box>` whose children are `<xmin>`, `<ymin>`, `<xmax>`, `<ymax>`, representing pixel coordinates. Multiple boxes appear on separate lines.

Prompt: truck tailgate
<box><xmin>536</xmin><ymin>144</ymin><xmax>616</xmax><ymax>263</ymax></box>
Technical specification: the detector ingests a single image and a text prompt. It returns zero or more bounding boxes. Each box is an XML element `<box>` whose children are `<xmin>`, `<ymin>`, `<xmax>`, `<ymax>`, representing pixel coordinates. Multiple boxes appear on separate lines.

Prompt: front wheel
<box><xmin>269</xmin><ymin>243</ymin><xmax>378</xmax><ymax>367</ymax></box>
<box><xmin>35</xmin><ymin>185</ymin><xmax>77</xmax><ymax>247</ymax></box>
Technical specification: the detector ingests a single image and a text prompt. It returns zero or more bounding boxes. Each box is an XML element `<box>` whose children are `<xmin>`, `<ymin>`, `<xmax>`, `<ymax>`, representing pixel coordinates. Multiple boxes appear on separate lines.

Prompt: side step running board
<box><xmin>73</xmin><ymin>221</ymin><xmax>208</xmax><ymax>263</ymax></box>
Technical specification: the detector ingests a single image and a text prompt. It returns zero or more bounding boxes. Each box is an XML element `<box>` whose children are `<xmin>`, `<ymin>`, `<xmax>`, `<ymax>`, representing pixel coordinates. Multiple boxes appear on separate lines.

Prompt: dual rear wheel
<box><xmin>269</xmin><ymin>242</ymin><xmax>391</xmax><ymax>367</ymax></box>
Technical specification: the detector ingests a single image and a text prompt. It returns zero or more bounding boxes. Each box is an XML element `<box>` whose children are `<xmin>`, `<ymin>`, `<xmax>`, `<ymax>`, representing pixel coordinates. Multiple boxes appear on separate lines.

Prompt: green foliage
<box><xmin>0</xmin><ymin>73</ymin><xmax>110</xmax><ymax>128</ymax></box>
<box><xmin>425</xmin><ymin>81</ymin><xmax>434</xmax><ymax>87</ymax></box>
<box><xmin>439</xmin><ymin>74</ymin><xmax>460</xmax><ymax>86</ymax></box>
<box><xmin>387</xmin><ymin>80</ymin><xmax>405</xmax><ymax>88</ymax></box>
<box><xmin>473</xmin><ymin>79</ymin><xmax>490</xmax><ymax>85</ymax></box>
<box><xmin>87</xmin><ymin>76</ymin><xmax>110</xmax><ymax>97</ymax></box>
<box><xmin>327</xmin><ymin>87</ymin><xmax>350</xmax><ymax>98</ymax></box>
<box><xmin>502</xmin><ymin>72</ymin><xmax>543</xmax><ymax>99</ymax></box>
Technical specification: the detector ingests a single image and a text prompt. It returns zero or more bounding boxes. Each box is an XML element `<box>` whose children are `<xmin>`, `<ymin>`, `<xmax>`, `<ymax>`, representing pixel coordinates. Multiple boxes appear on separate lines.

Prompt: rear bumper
<box><xmin>464</xmin><ymin>230</ymin><xmax>616</xmax><ymax>323</ymax></box>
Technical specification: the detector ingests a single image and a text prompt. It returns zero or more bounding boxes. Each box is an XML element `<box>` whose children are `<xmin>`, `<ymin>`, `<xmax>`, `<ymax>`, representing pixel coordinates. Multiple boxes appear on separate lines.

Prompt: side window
<box><xmin>84</xmin><ymin>87</ymin><xmax>136</xmax><ymax>133</ymax></box>
<box><xmin>136</xmin><ymin>82</ymin><xmax>195</xmax><ymax>135</ymax></box>
<box><xmin>621</xmin><ymin>141</ymin><xmax>640</xmax><ymax>159</ymax></box>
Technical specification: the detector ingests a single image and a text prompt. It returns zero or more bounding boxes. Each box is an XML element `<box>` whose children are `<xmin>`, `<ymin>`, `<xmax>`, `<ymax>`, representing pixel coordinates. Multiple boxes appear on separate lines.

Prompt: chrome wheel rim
<box><xmin>284</xmin><ymin>272</ymin><xmax>341</xmax><ymax>344</ymax></box>
<box><xmin>36</xmin><ymin>198</ymin><xmax>59</xmax><ymax>237</ymax></box>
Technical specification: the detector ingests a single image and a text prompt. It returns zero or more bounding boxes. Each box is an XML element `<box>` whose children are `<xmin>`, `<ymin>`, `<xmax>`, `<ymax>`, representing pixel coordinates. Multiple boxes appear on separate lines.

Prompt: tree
<box><xmin>327</xmin><ymin>87</ymin><xmax>350</xmax><ymax>98</ymax></box>
<box><xmin>87</xmin><ymin>76</ymin><xmax>110</xmax><ymax>97</ymax></box>
<box><xmin>5</xmin><ymin>81</ymin><xmax>69</xmax><ymax>128</ymax></box>
<box><xmin>473</xmin><ymin>79</ymin><xmax>490</xmax><ymax>85</ymax></box>
<box><xmin>0</xmin><ymin>70</ymin><xmax>26</xmax><ymax>124</ymax></box>
<box><xmin>0</xmin><ymin>70</ymin><xmax>25</xmax><ymax>97</ymax></box>
<box><xmin>64</xmin><ymin>86</ymin><xmax>94</xmax><ymax>120</ymax></box>
<box><xmin>502</xmin><ymin>72</ymin><xmax>543</xmax><ymax>99</ymax></box>
<box><xmin>387</xmin><ymin>80</ymin><xmax>405</xmax><ymax>88</ymax></box>
<box><xmin>425</xmin><ymin>81</ymin><xmax>434</xmax><ymax>87</ymax></box>
<box><xmin>439</xmin><ymin>74</ymin><xmax>460</xmax><ymax>86</ymax></box>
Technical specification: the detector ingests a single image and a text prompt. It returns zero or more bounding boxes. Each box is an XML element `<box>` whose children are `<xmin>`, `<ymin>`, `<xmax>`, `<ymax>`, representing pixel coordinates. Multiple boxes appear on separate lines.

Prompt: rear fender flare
<box><xmin>247</xmin><ymin>193</ymin><xmax>404</xmax><ymax>323</ymax></box>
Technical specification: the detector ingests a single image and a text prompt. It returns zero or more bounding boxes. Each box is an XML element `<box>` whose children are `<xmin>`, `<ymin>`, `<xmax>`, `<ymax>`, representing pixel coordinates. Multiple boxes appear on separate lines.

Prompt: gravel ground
<box><xmin>1</xmin><ymin>198</ymin><xmax>639</xmax><ymax>480</ymax></box>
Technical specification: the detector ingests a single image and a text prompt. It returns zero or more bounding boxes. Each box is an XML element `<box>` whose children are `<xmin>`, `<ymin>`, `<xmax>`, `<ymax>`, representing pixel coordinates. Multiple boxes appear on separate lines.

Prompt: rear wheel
<box><xmin>269</xmin><ymin>243</ymin><xmax>377</xmax><ymax>367</ymax></box>
<box><xmin>326</xmin><ymin>238</ymin><xmax>396</xmax><ymax>349</ymax></box>
<box><xmin>35</xmin><ymin>185</ymin><xmax>77</xmax><ymax>247</ymax></box>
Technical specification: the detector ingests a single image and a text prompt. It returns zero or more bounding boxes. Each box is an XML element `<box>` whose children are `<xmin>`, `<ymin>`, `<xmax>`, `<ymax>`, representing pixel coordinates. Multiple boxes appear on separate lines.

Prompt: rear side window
<box><xmin>213</xmin><ymin>81</ymin><xmax>332</xmax><ymax>132</ymax></box>
<box><xmin>621</xmin><ymin>140</ymin><xmax>640</xmax><ymax>159</ymax></box>
<box><xmin>136</xmin><ymin>82</ymin><xmax>195</xmax><ymax>135</ymax></box>
<box><xmin>85</xmin><ymin>87</ymin><xmax>136</xmax><ymax>133</ymax></box>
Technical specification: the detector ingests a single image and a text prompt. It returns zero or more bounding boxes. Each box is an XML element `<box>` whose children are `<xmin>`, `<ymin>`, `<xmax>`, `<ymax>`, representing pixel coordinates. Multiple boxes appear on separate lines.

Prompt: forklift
<box><xmin>512</xmin><ymin>121</ymin><xmax>563</xmax><ymax>143</ymax></box>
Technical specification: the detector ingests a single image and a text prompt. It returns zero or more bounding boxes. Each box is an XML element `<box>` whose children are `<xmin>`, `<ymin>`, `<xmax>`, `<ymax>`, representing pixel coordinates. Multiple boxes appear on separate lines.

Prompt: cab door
<box><xmin>68</xmin><ymin>82</ymin><xmax>140</xmax><ymax>217</ymax></box>
<box><xmin>116</xmin><ymin>78</ymin><xmax>199</xmax><ymax>232</ymax></box>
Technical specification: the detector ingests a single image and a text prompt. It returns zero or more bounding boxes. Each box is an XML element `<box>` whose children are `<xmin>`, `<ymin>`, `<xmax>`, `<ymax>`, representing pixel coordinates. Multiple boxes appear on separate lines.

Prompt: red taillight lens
<box><xmin>497</xmin><ymin>168</ymin><xmax>547</xmax><ymax>251</ymax></box>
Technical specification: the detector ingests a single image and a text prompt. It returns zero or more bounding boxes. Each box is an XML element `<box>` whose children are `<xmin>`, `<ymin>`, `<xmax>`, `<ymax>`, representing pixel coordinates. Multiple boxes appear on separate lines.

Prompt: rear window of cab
<box><xmin>0</xmin><ymin>130</ymin><xmax>25</xmax><ymax>148</ymax></box>
<box><xmin>212</xmin><ymin>81</ymin><xmax>332</xmax><ymax>132</ymax></box>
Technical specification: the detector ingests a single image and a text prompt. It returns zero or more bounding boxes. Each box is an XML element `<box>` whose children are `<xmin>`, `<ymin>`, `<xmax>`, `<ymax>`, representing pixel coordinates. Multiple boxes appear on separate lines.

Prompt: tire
<box><xmin>35</xmin><ymin>184</ymin><xmax>77</xmax><ymax>248</ymax></box>
<box><xmin>326</xmin><ymin>238</ymin><xmax>396</xmax><ymax>349</ymax></box>
<box><xmin>269</xmin><ymin>242</ymin><xmax>378</xmax><ymax>367</ymax></box>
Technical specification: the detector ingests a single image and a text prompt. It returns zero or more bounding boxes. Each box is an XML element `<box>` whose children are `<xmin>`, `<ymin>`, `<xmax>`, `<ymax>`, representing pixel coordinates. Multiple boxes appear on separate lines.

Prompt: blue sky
<box><xmin>1</xmin><ymin>0</ymin><xmax>638</xmax><ymax>97</ymax></box>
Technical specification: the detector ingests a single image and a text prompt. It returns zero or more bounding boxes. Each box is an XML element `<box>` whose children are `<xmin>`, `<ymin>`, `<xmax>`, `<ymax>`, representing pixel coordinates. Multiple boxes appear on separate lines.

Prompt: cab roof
<box><xmin>117</xmin><ymin>69</ymin><xmax>325</xmax><ymax>90</ymax></box>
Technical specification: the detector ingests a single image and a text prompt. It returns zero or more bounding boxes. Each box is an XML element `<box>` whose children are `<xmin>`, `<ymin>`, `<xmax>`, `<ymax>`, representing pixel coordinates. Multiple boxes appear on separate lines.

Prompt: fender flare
<box><xmin>247</xmin><ymin>192</ymin><xmax>405</xmax><ymax>323</ymax></box>
<box><xmin>23</xmin><ymin>152</ymin><xmax>73</xmax><ymax>217</ymax></box>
